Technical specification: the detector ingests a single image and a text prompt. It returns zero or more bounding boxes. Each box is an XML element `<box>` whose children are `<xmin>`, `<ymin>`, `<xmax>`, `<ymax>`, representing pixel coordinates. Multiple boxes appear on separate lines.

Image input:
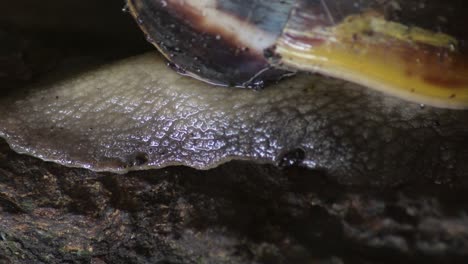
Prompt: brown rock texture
<box><xmin>1</xmin><ymin>140</ymin><xmax>468</xmax><ymax>263</ymax></box>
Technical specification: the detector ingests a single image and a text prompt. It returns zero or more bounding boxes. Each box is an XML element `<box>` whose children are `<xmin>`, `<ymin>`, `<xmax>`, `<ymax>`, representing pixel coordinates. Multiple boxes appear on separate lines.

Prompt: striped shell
<box><xmin>127</xmin><ymin>0</ymin><xmax>468</xmax><ymax>108</ymax></box>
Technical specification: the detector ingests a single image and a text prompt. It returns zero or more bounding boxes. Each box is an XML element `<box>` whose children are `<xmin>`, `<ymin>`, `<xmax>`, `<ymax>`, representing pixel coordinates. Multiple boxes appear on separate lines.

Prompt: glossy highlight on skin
<box><xmin>0</xmin><ymin>54</ymin><xmax>467</xmax><ymax>182</ymax></box>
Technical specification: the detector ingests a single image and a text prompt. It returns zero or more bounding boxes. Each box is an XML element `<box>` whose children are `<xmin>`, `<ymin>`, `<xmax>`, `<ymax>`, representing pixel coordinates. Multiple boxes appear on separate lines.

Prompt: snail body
<box><xmin>0</xmin><ymin>1</ymin><xmax>467</xmax><ymax>180</ymax></box>
<box><xmin>1</xmin><ymin>53</ymin><xmax>467</xmax><ymax>180</ymax></box>
<box><xmin>128</xmin><ymin>0</ymin><xmax>468</xmax><ymax>108</ymax></box>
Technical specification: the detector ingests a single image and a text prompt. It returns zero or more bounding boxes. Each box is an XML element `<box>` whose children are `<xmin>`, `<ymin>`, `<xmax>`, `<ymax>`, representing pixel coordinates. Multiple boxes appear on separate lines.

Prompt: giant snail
<box><xmin>0</xmin><ymin>0</ymin><xmax>467</xmax><ymax>182</ymax></box>
<box><xmin>127</xmin><ymin>0</ymin><xmax>468</xmax><ymax>108</ymax></box>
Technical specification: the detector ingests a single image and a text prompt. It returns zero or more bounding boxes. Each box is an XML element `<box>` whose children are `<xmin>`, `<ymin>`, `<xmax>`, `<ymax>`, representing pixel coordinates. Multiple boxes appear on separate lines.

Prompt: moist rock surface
<box><xmin>1</xmin><ymin>140</ymin><xmax>468</xmax><ymax>264</ymax></box>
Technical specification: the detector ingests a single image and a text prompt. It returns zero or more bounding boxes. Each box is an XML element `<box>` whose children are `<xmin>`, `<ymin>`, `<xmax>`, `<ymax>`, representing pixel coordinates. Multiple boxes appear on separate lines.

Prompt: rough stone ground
<box><xmin>1</xmin><ymin>140</ymin><xmax>468</xmax><ymax>264</ymax></box>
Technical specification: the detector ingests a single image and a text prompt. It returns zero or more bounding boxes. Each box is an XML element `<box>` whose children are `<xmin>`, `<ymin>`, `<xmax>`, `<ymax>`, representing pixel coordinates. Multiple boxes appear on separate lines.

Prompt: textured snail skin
<box><xmin>0</xmin><ymin>53</ymin><xmax>467</xmax><ymax>183</ymax></box>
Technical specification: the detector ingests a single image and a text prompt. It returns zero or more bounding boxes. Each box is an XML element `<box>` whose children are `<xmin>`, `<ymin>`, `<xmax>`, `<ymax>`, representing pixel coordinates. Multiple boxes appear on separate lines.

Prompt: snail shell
<box><xmin>127</xmin><ymin>0</ymin><xmax>295</xmax><ymax>88</ymax></box>
<box><xmin>127</xmin><ymin>0</ymin><xmax>468</xmax><ymax>108</ymax></box>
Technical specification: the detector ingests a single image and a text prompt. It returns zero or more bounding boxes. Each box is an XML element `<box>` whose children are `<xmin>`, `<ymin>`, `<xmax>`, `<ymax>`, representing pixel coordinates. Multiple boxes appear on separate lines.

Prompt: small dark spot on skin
<box><xmin>131</xmin><ymin>152</ymin><xmax>149</xmax><ymax>167</ymax></box>
<box><xmin>449</xmin><ymin>94</ymin><xmax>456</xmax><ymax>98</ymax></box>
<box><xmin>55</xmin><ymin>96</ymin><xmax>59</xmax><ymax>99</ymax></box>
<box><xmin>278</xmin><ymin>148</ymin><xmax>306</xmax><ymax>167</ymax></box>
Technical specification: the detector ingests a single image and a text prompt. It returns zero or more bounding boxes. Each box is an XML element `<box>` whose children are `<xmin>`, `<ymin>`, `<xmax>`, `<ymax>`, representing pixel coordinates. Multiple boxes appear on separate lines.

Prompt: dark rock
<box><xmin>1</xmin><ymin>140</ymin><xmax>468</xmax><ymax>263</ymax></box>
